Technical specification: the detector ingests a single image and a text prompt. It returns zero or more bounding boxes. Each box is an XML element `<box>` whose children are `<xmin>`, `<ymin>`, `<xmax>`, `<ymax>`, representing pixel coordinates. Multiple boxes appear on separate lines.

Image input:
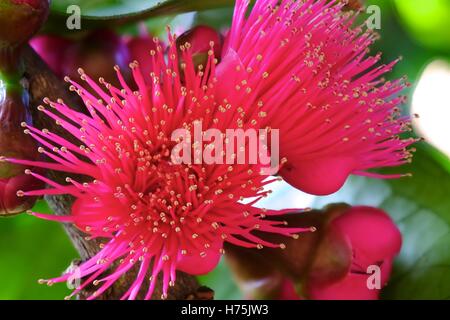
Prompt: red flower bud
<box><xmin>176</xmin><ymin>26</ymin><xmax>222</xmax><ymax>69</ymax></box>
<box><xmin>225</xmin><ymin>204</ymin><xmax>401</xmax><ymax>300</ymax></box>
<box><xmin>0</xmin><ymin>0</ymin><xmax>49</xmax><ymax>48</ymax></box>
<box><xmin>0</xmin><ymin>69</ymin><xmax>44</xmax><ymax>216</ymax></box>
<box><xmin>125</xmin><ymin>33</ymin><xmax>158</xmax><ymax>85</ymax></box>
<box><xmin>0</xmin><ymin>171</ymin><xmax>43</xmax><ymax>216</ymax></box>
<box><xmin>306</xmin><ymin>206</ymin><xmax>402</xmax><ymax>300</ymax></box>
<box><xmin>125</xmin><ymin>33</ymin><xmax>156</xmax><ymax>75</ymax></box>
<box><xmin>63</xmin><ymin>30</ymin><xmax>131</xmax><ymax>87</ymax></box>
<box><xmin>30</xmin><ymin>35</ymin><xmax>73</xmax><ymax>77</ymax></box>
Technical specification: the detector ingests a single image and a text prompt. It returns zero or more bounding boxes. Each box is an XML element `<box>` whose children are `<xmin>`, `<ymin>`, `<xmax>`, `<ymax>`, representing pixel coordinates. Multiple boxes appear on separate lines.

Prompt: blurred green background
<box><xmin>1</xmin><ymin>0</ymin><xmax>449</xmax><ymax>299</ymax></box>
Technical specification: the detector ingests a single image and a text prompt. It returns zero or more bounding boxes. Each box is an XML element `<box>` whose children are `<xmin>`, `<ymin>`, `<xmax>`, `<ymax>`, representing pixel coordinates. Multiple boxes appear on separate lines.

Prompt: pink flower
<box><xmin>7</xmin><ymin>33</ymin><xmax>311</xmax><ymax>299</ymax></box>
<box><xmin>306</xmin><ymin>206</ymin><xmax>402</xmax><ymax>300</ymax></box>
<box><xmin>220</xmin><ymin>0</ymin><xmax>416</xmax><ymax>195</ymax></box>
<box><xmin>5</xmin><ymin>0</ymin><xmax>412</xmax><ymax>300</ymax></box>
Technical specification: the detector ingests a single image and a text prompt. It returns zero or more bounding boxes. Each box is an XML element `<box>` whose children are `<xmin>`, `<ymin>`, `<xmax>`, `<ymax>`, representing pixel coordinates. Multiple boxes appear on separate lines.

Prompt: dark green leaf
<box><xmin>194</xmin><ymin>7</ymin><xmax>234</xmax><ymax>30</ymax></box>
<box><xmin>47</xmin><ymin>0</ymin><xmax>234</xmax><ymax>32</ymax></box>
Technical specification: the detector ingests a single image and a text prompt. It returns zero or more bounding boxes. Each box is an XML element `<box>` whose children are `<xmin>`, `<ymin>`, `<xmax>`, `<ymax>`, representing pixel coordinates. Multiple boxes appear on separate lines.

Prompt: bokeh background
<box><xmin>0</xmin><ymin>0</ymin><xmax>449</xmax><ymax>299</ymax></box>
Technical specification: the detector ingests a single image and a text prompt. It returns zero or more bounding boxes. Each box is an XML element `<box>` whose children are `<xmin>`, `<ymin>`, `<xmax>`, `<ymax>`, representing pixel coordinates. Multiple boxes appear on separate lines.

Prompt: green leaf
<box><xmin>394</xmin><ymin>0</ymin><xmax>450</xmax><ymax>52</ymax></box>
<box><xmin>194</xmin><ymin>7</ymin><xmax>234</xmax><ymax>30</ymax></box>
<box><xmin>0</xmin><ymin>201</ymin><xmax>77</xmax><ymax>299</ymax></box>
<box><xmin>198</xmin><ymin>258</ymin><xmax>243</xmax><ymax>300</ymax></box>
<box><xmin>313</xmin><ymin>143</ymin><xmax>450</xmax><ymax>299</ymax></box>
<box><xmin>47</xmin><ymin>0</ymin><xmax>234</xmax><ymax>31</ymax></box>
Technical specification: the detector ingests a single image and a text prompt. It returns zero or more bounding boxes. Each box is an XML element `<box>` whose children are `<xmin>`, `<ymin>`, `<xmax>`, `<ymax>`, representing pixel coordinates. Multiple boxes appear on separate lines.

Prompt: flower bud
<box><xmin>0</xmin><ymin>171</ymin><xmax>43</xmax><ymax>216</ymax></box>
<box><xmin>30</xmin><ymin>35</ymin><xmax>73</xmax><ymax>77</ymax></box>
<box><xmin>225</xmin><ymin>204</ymin><xmax>402</xmax><ymax>300</ymax></box>
<box><xmin>63</xmin><ymin>30</ymin><xmax>131</xmax><ymax>87</ymax></box>
<box><xmin>306</xmin><ymin>206</ymin><xmax>402</xmax><ymax>300</ymax></box>
<box><xmin>125</xmin><ymin>31</ymin><xmax>158</xmax><ymax>86</ymax></box>
<box><xmin>176</xmin><ymin>25</ymin><xmax>222</xmax><ymax>69</ymax></box>
<box><xmin>0</xmin><ymin>70</ymin><xmax>43</xmax><ymax>216</ymax></box>
<box><xmin>0</xmin><ymin>0</ymin><xmax>49</xmax><ymax>48</ymax></box>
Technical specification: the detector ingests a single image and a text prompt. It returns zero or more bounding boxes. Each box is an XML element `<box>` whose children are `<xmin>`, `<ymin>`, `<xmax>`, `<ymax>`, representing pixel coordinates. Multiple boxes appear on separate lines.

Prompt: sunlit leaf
<box><xmin>394</xmin><ymin>0</ymin><xmax>450</xmax><ymax>52</ymax></box>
